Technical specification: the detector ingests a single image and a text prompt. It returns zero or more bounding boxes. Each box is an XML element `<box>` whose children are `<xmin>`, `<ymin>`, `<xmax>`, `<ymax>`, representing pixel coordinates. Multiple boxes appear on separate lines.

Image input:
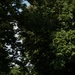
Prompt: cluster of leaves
<box><xmin>17</xmin><ymin>0</ymin><xmax>75</xmax><ymax>75</ymax></box>
<box><xmin>1</xmin><ymin>0</ymin><xmax>75</xmax><ymax>75</ymax></box>
<box><xmin>0</xmin><ymin>0</ymin><xmax>29</xmax><ymax>74</ymax></box>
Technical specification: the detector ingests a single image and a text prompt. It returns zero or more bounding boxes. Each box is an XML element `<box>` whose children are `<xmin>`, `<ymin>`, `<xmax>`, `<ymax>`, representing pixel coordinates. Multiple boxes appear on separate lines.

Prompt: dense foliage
<box><xmin>0</xmin><ymin>0</ymin><xmax>75</xmax><ymax>75</ymax></box>
<box><xmin>0</xmin><ymin>0</ymin><xmax>29</xmax><ymax>74</ymax></box>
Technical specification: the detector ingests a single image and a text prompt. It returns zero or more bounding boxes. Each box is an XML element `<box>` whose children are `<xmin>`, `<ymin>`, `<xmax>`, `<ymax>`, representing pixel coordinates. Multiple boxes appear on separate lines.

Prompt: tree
<box><xmin>1</xmin><ymin>0</ymin><xmax>75</xmax><ymax>75</ymax></box>
<box><xmin>0</xmin><ymin>0</ymin><xmax>15</xmax><ymax>73</ymax></box>
<box><xmin>17</xmin><ymin>0</ymin><xmax>75</xmax><ymax>75</ymax></box>
<box><xmin>0</xmin><ymin>0</ymin><xmax>29</xmax><ymax>74</ymax></box>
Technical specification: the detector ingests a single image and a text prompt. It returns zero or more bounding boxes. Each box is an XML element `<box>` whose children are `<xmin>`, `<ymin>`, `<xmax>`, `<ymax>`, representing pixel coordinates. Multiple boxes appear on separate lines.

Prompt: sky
<box><xmin>22</xmin><ymin>0</ymin><xmax>30</xmax><ymax>7</ymax></box>
<box><xmin>18</xmin><ymin>0</ymin><xmax>30</xmax><ymax>12</ymax></box>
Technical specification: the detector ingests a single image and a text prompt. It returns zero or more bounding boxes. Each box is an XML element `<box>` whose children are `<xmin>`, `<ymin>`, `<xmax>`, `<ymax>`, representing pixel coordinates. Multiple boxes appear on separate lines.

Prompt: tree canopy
<box><xmin>0</xmin><ymin>0</ymin><xmax>75</xmax><ymax>75</ymax></box>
